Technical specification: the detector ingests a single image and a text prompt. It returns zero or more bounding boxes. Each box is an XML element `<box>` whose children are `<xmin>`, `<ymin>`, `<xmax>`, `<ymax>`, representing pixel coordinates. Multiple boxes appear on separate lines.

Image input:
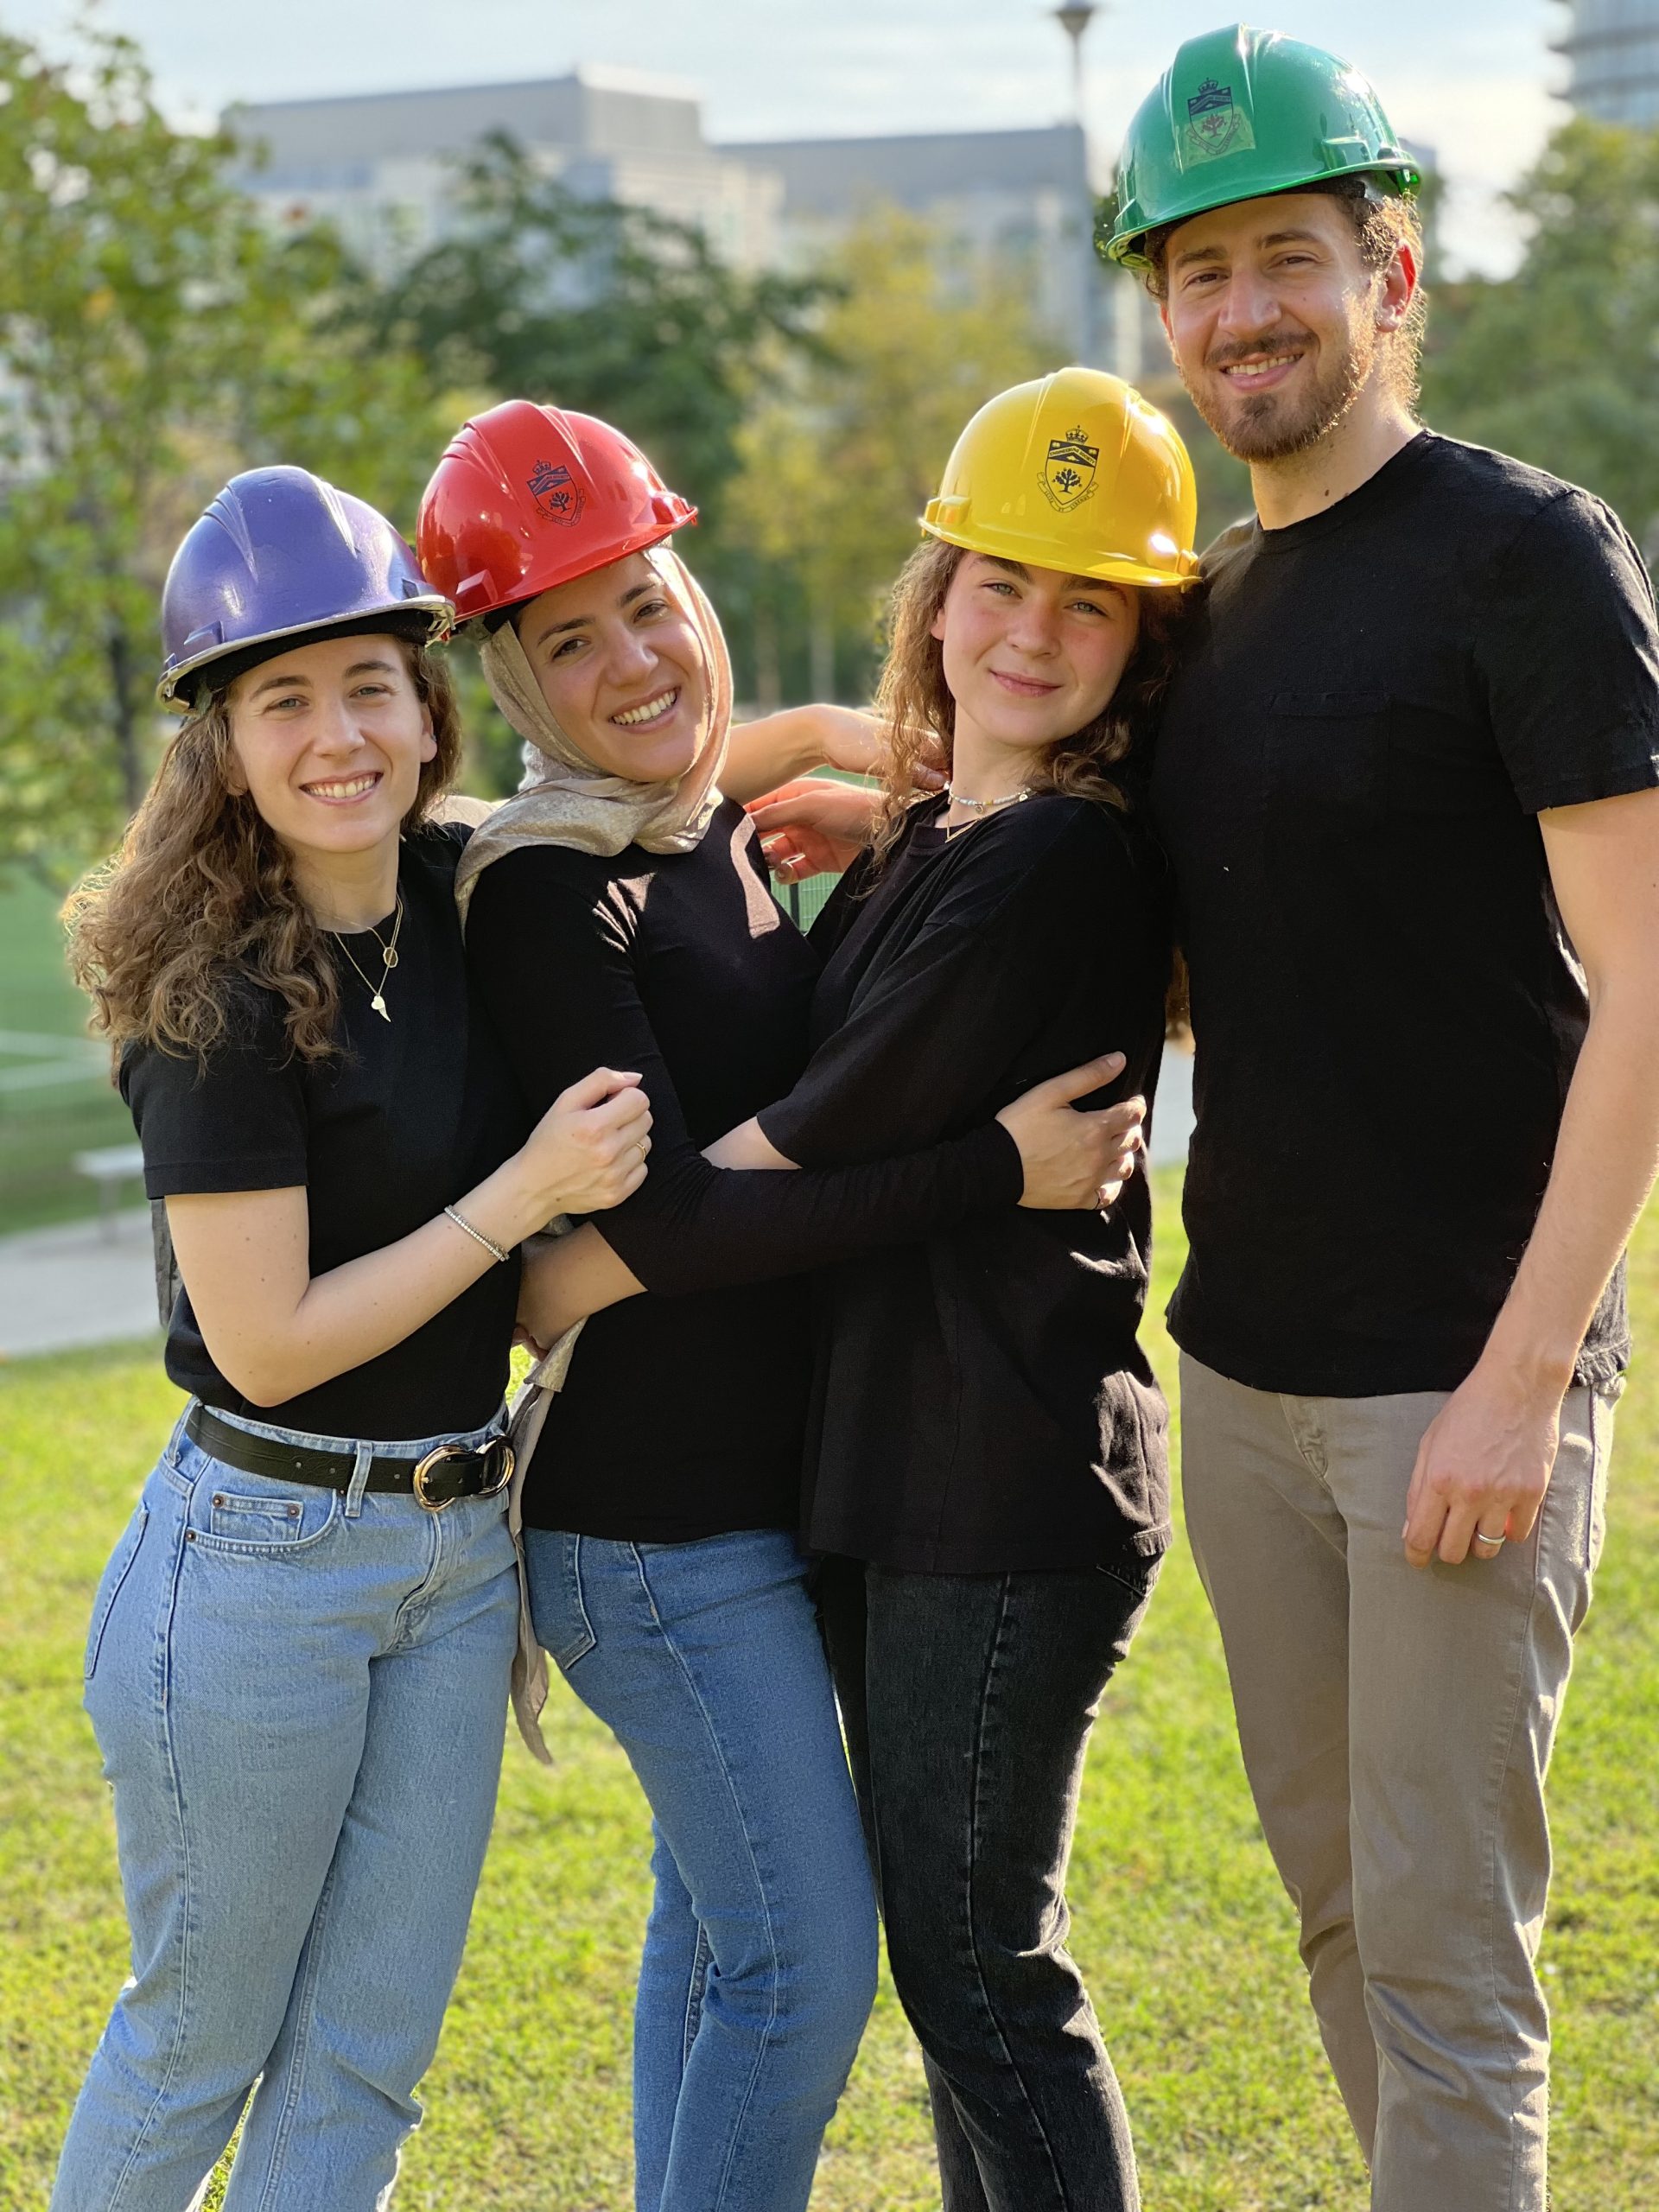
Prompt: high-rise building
<box><xmin>1556</xmin><ymin>0</ymin><xmax>1659</xmax><ymax>127</ymax></box>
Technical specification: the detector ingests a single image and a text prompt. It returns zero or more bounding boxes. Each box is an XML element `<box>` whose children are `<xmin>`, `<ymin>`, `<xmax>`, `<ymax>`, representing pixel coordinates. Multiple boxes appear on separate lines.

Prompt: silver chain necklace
<box><xmin>332</xmin><ymin>894</ymin><xmax>404</xmax><ymax>1022</ymax></box>
<box><xmin>942</xmin><ymin>785</ymin><xmax>1033</xmax><ymax>837</ymax></box>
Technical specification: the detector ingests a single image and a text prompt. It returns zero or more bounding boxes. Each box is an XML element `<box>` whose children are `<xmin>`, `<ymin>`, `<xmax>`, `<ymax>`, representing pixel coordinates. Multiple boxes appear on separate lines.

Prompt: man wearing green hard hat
<box><xmin>1104</xmin><ymin>24</ymin><xmax>1659</xmax><ymax>2212</ymax></box>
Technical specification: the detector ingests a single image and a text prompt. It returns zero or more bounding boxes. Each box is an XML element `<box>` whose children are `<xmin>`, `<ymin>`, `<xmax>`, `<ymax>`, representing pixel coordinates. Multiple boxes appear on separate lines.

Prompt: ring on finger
<box><xmin>1471</xmin><ymin>1528</ymin><xmax>1505</xmax><ymax>1552</ymax></box>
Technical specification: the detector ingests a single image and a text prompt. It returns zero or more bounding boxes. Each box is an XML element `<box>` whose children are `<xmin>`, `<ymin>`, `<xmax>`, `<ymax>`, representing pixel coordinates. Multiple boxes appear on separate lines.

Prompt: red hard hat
<box><xmin>416</xmin><ymin>399</ymin><xmax>697</xmax><ymax>622</ymax></box>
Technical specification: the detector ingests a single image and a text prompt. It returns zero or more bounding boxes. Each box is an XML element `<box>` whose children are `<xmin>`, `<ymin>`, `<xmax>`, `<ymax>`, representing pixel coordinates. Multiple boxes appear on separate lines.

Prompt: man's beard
<box><xmin>1179</xmin><ymin>319</ymin><xmax>1375</xmax><ymax>464</ymax></box>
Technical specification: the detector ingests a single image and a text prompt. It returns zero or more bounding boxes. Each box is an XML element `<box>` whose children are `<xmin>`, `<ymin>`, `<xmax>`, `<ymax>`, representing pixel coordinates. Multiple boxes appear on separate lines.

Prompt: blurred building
<box><xmin>226</xmin><ymin>68</ymin><xmax>781</xmax><ymax>272</ymax></box>
<box><xmin>722</xmin><ymin>124</ymin><xmax>1117</xmax><ymax>365</ymax></box>
<box><xmin>1556</xmin><ymin>0</ymin><xmax>1659</xmax><ymax>126</ymax></box>
<box><xmin>226</xmin><ymin>68</ymin><xmax>1126</xmax><ymax>369</ymax></box>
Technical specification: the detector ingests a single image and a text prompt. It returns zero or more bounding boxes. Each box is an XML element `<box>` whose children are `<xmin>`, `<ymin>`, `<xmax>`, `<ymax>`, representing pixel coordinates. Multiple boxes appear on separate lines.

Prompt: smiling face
<box><xmin>516</xmin><ymin>550</ymin><xmax>707</xmax><ymax>785</ymax></box>
<box><xmin>931</xmin><ymin>553</ymin><xmax>1141</xmax><ymax>763</ymax></box>
<box><xmin>1160</xmin><ymin>191</ymin><xmax>1414</xmax><ymax>463</ymax></box>
<box><xmin>225</xmin><ymin>631</ymin><xmax>434</xmax><ymax>876</ymax></box>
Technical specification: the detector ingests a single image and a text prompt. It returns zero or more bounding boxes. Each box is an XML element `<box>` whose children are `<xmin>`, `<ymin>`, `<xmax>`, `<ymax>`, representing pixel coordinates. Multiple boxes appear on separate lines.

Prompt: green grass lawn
<box><xmin>2</xmin><ymin>1168</ymin><xmax>1656</xmax><ymax>2209</ymax></box>
<box><xmin>0</xmin><ymin>880</ymin><xmax>134</xmax><ymax>1237</ymax></box>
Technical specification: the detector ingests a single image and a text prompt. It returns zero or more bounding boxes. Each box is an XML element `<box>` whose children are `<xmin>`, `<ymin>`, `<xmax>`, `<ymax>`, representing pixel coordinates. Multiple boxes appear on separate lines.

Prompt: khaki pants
<box><xmin>1179</xmin><ymin>1353</ymin><xmax>1614</xmax><ymax>2212</ymax></box>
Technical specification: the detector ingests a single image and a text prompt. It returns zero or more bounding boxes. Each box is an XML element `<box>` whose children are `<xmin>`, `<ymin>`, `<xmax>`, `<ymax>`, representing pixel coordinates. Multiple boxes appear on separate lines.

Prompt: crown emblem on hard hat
<box><xmin>1183</xmin><ymin>77</ymin><xmax>1255</xmax><ymax>163</ymax></box>
<box><xmin>1040</xmin><ymin>427</ymin><xmax>1100</xmax><ymax>515</ymax></box>
<box><xmin>526</xmin><ymin>458</ymin><xmax>585</xmax><ymax>526</ymax></box>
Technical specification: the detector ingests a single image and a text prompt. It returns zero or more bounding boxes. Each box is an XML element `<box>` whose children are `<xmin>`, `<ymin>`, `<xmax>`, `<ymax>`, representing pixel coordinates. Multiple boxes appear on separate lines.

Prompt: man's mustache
<box><xmin>1203</xmin><ymin>328</ymin><xmax>1314</xmax><ymax>372</ymax></box>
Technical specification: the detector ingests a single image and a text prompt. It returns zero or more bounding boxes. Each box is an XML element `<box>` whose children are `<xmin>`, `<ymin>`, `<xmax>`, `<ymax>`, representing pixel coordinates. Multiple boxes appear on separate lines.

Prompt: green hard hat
<box><xmin>1103</xmin><ymin>24</ymin><xmax>1421</xmax><ymax>272</ymax></box>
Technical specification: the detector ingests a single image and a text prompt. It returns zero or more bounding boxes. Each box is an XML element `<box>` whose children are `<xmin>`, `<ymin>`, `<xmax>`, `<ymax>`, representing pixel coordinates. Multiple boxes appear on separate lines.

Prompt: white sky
<box><xmin>6</xmin><ymin>1</ymin><xmax>1572</xmax><ymax>276</ymax></box>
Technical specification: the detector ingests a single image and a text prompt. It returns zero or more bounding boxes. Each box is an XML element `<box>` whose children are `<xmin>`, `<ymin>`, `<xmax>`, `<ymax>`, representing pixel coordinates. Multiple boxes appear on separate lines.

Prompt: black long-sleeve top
<box><xmin>464</xmin><ymin>799</ymin><xmax>1022</xmax><ymax>1541</ymax></box>
<box><xmin>759</xmin><ymin>793</ymin><xmax>1173</xmax><ymax>1576</ymax></box>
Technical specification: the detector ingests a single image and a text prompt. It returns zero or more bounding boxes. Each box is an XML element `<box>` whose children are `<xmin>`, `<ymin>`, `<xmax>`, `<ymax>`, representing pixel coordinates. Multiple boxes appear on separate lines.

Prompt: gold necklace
<box><xmin>332</xmin><ymin>894</ymin><xmax>404</xmax><ymax>1022</ymax></box>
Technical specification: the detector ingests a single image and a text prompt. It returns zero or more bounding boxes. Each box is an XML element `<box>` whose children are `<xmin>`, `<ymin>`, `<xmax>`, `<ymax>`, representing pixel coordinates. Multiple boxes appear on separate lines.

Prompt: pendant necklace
<box><xmin>332</xmin><ymin>894</ymin><xmax>404</xmax><ymax>1022</ymax></box>
<box><xmin>942</xmin><ymin>785</ymin><xmax>1033</xmax><ymax>839</ymax></box>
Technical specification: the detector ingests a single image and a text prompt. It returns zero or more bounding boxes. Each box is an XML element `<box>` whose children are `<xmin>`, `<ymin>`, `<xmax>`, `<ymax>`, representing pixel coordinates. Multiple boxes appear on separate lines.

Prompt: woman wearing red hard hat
<box><xmin>49</xmin><ymin>467</ymin><xmax>652</xmax><ymax>2211</ymax></box>
<box><xmin>416</xmin><ymin>401</ymin><xmax>1134</xmax><ymax>2212</ymax></box>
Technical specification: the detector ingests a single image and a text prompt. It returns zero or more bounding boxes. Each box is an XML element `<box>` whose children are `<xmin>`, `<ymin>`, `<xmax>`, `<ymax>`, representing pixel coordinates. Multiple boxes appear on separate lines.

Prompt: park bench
<box><xmin>73</xmin><ymin>1143</ymin><xmax>146</xmax><ymax>1239</ymax></box>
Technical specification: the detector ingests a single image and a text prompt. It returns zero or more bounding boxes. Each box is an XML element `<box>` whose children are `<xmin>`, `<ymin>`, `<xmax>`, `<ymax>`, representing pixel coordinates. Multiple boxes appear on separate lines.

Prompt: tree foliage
<box><xmin>718</xmin><ymin>207</ymin><xmax>1058</xmax><ymax>704</ymax></box>
<box><xmin>0</xmin><ymin>25</ymin><xmax>445</xmax><ymax>879</ymax></box>
<box><xmin>372</xmin><ymin>137</ymin><xmax>827</xmax><ymax>528</ymax></box>
<box><xmin>1425</xmin><ymin>119</ymin><xmax>1659</xmax><ymax>554</ymax></box>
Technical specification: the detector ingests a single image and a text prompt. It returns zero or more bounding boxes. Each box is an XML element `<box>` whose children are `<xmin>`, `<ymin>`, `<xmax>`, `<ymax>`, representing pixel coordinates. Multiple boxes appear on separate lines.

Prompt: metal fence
<box><xmin>776</xmin><ymin>873</ymin><xmax>838</xmax><ymax>933</ymax></box>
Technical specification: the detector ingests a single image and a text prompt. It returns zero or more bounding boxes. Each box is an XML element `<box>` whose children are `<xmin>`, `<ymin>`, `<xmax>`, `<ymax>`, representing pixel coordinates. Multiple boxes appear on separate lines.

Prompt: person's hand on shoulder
<box><xmin>747</xmin><ymin>779</ymin><xmax>880</xmax><ymax>882</ymax></box>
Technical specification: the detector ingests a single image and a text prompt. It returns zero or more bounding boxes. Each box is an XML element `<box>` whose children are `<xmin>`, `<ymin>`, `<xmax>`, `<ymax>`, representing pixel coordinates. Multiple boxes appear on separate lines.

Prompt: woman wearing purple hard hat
<box><xmin>51</xmin><ymin>465</ymin><xmax>653</xmax><ymax>2210</ymax></box>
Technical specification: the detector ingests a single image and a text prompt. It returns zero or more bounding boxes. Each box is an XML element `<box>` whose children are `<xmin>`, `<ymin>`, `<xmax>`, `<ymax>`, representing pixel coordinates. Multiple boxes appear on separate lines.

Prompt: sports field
<box><xmin>0</xmin><ymin>881</ymin><xmax>134</xmax><ymax>1237</ymax></box>
<box><xmin>2</xmin><ymin>1168</ymin><xmax>1656</xmax><ymax>2209</ymax></box>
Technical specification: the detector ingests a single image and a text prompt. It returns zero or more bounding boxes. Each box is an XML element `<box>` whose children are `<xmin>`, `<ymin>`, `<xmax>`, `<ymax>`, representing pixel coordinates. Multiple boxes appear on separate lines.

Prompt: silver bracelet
<box><xmin>444</xmin><ymin>1205</ymin><xmax>510</xmax><ymax>1266</ymax></box>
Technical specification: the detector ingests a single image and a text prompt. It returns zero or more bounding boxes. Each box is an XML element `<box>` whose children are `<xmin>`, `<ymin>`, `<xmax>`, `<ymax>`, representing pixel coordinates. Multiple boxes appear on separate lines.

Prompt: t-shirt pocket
<box><xmin>1267</xmin><ymin>689</ymin><xmax>1392</xmax><ymax>823</ymax></box>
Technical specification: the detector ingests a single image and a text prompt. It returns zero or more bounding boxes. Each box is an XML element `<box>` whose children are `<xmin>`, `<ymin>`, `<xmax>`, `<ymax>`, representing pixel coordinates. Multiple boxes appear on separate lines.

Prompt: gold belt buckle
<box><xmin>411</xmin><ymin>1439</ymin><xmax>514</xmax><ymax>1510</ymax></box>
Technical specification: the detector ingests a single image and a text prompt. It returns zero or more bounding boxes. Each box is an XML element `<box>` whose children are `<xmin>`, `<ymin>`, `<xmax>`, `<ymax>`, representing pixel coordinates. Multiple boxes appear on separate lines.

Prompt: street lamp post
<box><xmin>1054</xmin><ymin>3</ymin><xmax>1097</xmax><ymax>124</ymax></box>
<box><xmin>1052</xmin><ymin>3</ymin><xmax>1126</xmax><ymax>373</ymax></box>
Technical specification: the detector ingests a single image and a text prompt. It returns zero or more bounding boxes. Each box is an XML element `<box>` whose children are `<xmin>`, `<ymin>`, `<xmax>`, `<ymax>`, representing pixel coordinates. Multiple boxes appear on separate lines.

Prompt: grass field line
<box><xmin>0</xmin><ymin>1059</ymin><xmax>107</xmax><ymax>1095</ymax></box>
<box><xmin>0</xmin><ymin>1029</ymin><xmax>99</xmax><ymax>1056</ymax></box>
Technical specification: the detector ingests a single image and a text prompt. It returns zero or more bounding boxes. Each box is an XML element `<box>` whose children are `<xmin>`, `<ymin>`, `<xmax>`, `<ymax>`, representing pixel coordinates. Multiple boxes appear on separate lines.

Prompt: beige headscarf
<box><xmin>453</xmin><ymin>544</ymin><xmax>732</xmax><ymax>923</ymax></box>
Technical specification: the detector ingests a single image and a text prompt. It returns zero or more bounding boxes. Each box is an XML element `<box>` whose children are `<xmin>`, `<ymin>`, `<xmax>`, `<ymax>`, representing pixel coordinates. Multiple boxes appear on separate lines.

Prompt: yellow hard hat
<box><xmin>922</xmin><ymin>366</ymin><xmax>1199</xmax><ymax>589</ymax></box>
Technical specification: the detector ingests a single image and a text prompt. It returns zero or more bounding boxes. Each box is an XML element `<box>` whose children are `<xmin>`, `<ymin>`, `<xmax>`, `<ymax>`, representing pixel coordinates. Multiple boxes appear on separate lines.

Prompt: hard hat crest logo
<box><xmin>526</xmin><ymin>458</ymin><xmax>584</xmax><ymax>526</ymax></box>
<box><xmin>1041</xmin><ymin>426</ymin><xmax>1101</xmax><ymax>515</ymax></box>
<box><xmin>1183</xmin><ymin>79</ymin><xmax>1255</xmax><ymax>164</ymax></box>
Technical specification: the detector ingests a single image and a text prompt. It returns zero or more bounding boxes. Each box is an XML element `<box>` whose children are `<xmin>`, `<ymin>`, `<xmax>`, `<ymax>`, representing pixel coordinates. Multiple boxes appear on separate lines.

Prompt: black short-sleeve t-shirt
<box><xmin>1151</xmin><ymin>432</ymin><xmax>1659</xmax><ymax>1397</ymax></box>
<box><xmin>759</xmin><ymin>792</ymin><xmax>1173</xmax><ymax>1577</ymax></box>
<box><xmin>123</xmin><ymin>823</ymin><xmax>529</xmax><ymax>1441</ymax></box>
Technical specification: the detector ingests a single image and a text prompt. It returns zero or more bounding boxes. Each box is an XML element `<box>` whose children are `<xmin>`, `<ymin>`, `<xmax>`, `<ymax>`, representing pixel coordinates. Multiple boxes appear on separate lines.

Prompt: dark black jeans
<box><xmin>818</xmin><ymin>1554</ymin><xmax>1159</xmax><ymax>2212</ymax></box>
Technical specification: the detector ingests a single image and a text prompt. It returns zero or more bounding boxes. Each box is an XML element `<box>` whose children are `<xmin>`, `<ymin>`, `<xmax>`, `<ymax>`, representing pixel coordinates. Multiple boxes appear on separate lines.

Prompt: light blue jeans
<box><xmin>525</xmin><ymin>1525</ymin><xmax>879</xmax><ymax>2212</ymax></box>
<box><xmin>52</xmin><ymin>1402</ymin><xmax>519</xmax><ymax>2212</ymax></box>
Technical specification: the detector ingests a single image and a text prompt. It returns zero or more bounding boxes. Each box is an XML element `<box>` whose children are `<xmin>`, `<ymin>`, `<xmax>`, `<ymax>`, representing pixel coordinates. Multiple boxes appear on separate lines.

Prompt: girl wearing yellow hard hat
<box><xmin>781</xmin><ymin>368</ymin><xmax>1198</xmax><ymax>2209</ymax></box>
<box><xmin>524</xmin><ymin>365</ymin><xmax>1199</xmax><ymax>2207</ymax></box>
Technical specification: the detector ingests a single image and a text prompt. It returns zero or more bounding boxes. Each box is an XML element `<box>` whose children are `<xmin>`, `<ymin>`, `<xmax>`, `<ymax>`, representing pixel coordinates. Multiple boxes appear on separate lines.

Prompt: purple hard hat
<box><xmin>157</xmin><ymin>466</ymin><xmax>453</xmax><ymax>711</ymax></box>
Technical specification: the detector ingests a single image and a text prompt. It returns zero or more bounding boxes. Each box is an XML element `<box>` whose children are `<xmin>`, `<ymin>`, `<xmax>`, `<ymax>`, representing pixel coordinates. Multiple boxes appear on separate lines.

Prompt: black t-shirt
<box><xmin>463</xmin><ymin>800</ymin><xmax>1021</xmax><ymax>1544</ymax></box>
<box><xmin>124</xmin><ymin>824</ymin><xmax>528</xmax><ymax>1440</ymax></box>
<box><xmin>1152</xmin><ymin>432</ymin><xmax>1659</xmax><ymax>1397</ymax></box>
<box><xmin>759</xmin><ymin>792</ymin><xmax>1173</xmax><ymax>1576</ymax></box>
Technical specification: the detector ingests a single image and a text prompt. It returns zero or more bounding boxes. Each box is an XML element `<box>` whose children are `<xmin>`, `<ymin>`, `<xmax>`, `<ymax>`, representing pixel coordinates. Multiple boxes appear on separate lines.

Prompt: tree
<box><xmin>0</xmin><ymin>25</ymin><xmax>448</xmax><ymax>880</ymax></box>
<box><xmin>717</xmin><ymin>207</ymin><xmax>1059</xmax><ymax>706</ymax></box>
<box><xmin>372</xmin><ymin>137</ymin><xmax>827</xmax><ymax>531</ymax></box>
<box><xmin>1425</xmin><ymin>119</ymin><xmax>1659</xmax><ymax>555</ymax></box>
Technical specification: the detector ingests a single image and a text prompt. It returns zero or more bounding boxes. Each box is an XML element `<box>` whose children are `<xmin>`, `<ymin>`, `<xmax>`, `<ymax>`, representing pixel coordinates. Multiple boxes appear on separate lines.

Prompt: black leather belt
<box><xmin>187</xmin><ymin>1403</ymin><xmax>514</xmax><ymax>1511</ymax></box>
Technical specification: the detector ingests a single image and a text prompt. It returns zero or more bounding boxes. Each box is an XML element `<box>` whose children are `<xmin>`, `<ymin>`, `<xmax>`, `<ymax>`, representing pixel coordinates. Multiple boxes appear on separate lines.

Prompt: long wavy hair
<box><xmin>869</xmin><ymin>537</ymin><xmax>1198</xmax><ymax>866</ymax></box>
<box><xmin>66</xmin><ymin>641</ymin><xmax>461</xmax><ymax>1066</ymax></box>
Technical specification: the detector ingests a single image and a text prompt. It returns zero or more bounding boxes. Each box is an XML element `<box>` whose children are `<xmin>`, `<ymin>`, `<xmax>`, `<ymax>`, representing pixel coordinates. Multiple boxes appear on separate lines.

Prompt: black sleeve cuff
<box><xmin>963</xmin><ymin>1117</ymin><xmax>1026</xmax><ymax>1208</ymax></box>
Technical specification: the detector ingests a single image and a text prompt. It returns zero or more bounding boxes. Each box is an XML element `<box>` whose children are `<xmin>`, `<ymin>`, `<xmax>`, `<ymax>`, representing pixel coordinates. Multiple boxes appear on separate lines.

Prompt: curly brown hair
<box><xmin>868</xmin><ymin>537</ymin><xmax>1198</xmax><ymax>865</ymax></box>
<box><xmin>65</xmin><ymin>640</ymin><xmax>461</xmax><ymax>1067</ymax></box>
